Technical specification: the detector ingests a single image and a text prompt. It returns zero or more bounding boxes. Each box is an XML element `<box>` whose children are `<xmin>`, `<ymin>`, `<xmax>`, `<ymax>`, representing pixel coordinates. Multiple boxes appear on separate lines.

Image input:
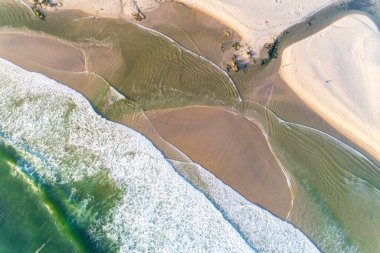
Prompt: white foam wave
<box><xmin>0</xmin><ymin>58</ymin><xmax>252</xmax><ymax>252</ymax></box>
<box><xmin>171</xmin><ymin>160</ymin><xmax>320</xmax><ymax>253</ymax></box>
<box><xmin>0</xmin><ymin>58</ymin><xmax>320</xmax><ymax>252</ymax></box>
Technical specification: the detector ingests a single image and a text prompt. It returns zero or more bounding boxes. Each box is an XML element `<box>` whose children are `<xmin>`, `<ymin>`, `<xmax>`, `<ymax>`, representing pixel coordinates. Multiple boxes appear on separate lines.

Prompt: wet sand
<box><xmin>0</xmin><ymin>31</ymin><xmax>85</xmax><ymax>72</ymax></box>
<box><xmin>0</xmin><ymin>29</ymin><xmax>292</xmax><ymax>218</ymax></box>
<box><xmin>169</xmin><ymin>0</ymin><xmax>341</xmax><ymax>56</ymax></box>
<box><xmin>0</xmin><ymin>30</ymin><xmax>103</xmax><ymax>103</ymax></box>
<box><xmin>141</xmin><ymin>2</ymin><xmax>240</xmax><ymax>67</ymax></box>
<box><xmin>47</xmin><ymin>0</ymin><xmax>340</xmax><ymax>56</ymax></box>
<box><xmin>146</xmin><ymin>106</ymin><xmax>292</xmax><ymax>218</ymax></box>
<box><xmin>3</xmin><ymin>1</ymin><xmax>380</xmax><ymax>252</ymax></box>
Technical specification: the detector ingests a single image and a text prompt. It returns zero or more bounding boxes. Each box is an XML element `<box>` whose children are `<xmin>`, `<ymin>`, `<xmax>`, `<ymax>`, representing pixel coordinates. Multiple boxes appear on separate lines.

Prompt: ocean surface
<box><xmin>0</xmin><ymin>0</ymin><xmax>379</xmax><ymax>252</ymax></box>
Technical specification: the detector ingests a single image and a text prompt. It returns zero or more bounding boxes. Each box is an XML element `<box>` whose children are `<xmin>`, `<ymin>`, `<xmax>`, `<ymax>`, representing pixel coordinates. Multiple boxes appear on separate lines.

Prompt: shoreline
<box><xmin>0</xmin><ymin>27</ymin><xmax>292</xmax><ymax>218</ymax></box>
<box><xmin>0</xmin><ymin>56</ymin><xmax>319</xmax><ymax>252</ymax></box>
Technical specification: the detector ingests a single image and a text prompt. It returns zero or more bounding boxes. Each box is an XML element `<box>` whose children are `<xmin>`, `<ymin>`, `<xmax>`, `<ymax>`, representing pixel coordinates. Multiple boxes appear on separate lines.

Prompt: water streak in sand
<box><xmin>261</xmin><ymin>103</ymin><xmax>380</xmax><ymax>253</ymax></box>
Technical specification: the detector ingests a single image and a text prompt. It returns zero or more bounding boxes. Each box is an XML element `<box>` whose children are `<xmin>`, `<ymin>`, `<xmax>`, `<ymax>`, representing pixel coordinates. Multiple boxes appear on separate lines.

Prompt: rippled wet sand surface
<box><xmin>0</xmin><ymin>1</ymin><xmax>241</xmax><ymax>110</ymax></box>
<box><xmin>140</xmin><ymin>2</ymin><xmax>240</xmax><ymax>67</ymax></box>
<box><xmin>1</xmin><ymin>0</ymin><xmax>380</xmax><ymax>252</ymax></box>
<box><xmin>145</xmin><ymin>106</ymin><xmax>291</xmax><ymax>218</ymax></box>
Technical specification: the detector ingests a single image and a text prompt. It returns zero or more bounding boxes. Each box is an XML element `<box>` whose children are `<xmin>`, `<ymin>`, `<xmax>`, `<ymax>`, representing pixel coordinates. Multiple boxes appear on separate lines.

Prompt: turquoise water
<box><xmin>267</xmin><ymin>113</ymin><xmax>380</xmax><ymax>252</ymax></box>
<box><xmin>0</xmin><ymin>130</ymin><xmax>123</xmax><ymax>252</ymax></box>
<box><xmin>0</xmin><ymin>142</ymin><xmax>84</xmax><ymax>252</ymax></box>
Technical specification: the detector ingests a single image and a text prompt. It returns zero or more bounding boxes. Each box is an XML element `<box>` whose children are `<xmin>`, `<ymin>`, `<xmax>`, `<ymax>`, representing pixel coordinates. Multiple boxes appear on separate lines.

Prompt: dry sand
<box><xmin>146</xmin><ymin>106</ymin><xmax>292</xmax><ymax>218</ymax></box>
<box><xmin>280</xmin><ymin>14</ymin><xmax>380</xmax><ymax>162</ymax></box>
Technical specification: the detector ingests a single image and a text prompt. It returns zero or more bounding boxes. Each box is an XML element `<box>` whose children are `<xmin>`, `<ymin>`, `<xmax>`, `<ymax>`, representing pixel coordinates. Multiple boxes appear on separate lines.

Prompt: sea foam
<box><xmin>171</xmin><ymin>160</ymin><xmax>320</xmax><ymax>253</ymax></box>
<box><xmin>0</xmin><ymin>58</ymin><xmax>252</xmax><ymax>252</ymax></box>
<box><xmin>0</xmin><ymin>58</ymin><xmax>319</xmax><ymax>252</ymax></box>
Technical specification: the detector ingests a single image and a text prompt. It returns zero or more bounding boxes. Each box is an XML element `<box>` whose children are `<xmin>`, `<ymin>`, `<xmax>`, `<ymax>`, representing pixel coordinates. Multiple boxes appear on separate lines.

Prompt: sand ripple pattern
<box><xmin>265</xmin><ymin>106</ymin><xmax>380</xmax><ymax>253</ymax></box>
<box><xmin>0</xmin><ymin>0</ymin><xmax>241</xmax><ymax>111</ymax></box>
<box><xmin>60</xmin><ymin>17</ymin><xmax>241</xmax><ymax>109</ymax></box>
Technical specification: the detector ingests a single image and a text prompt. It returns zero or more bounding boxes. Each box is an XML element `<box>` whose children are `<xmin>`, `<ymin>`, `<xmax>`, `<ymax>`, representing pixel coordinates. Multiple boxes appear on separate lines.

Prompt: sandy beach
<box><xmin>280</xmin><ymin>14</ymin><xmax>380</xmax><ymax>162</ymax></box>
<box><xmin>2</xmin><ymin>0</ymin><xmax>380</xmax><ymax>251</ymax></box>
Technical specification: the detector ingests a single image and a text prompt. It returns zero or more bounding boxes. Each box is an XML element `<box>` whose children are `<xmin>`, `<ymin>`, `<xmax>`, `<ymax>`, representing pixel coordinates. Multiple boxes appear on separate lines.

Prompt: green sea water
<box><xmin>240</xmin><ymin>99</ymin><xmax>380</xmax><ymax>252</ymax></box>
<box><xmin>0</xmin><ymin>140</ymin><xmax>122</xmax><ymax>252</ymax></box>
<box><xmin>266</xmin><ymin>109</ymin><xmax>380</xmax><ymax>252</ymax></box>
<box><xmin>0</xmin><ymin>142</ymin><xmax>82</xmax><ymax>252</ymax></box>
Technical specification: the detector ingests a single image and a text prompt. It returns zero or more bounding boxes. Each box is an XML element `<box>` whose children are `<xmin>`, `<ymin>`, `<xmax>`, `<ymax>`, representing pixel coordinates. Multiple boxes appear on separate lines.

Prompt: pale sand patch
<box><xmin>280</xmin><ymin>14</ymin><xmax>380</xmax><ymax>162</ymax></box>
<box><xmin>146</xmin><ymin>106</ymin><xmax>292</xmax><ymax>218</ymax></box>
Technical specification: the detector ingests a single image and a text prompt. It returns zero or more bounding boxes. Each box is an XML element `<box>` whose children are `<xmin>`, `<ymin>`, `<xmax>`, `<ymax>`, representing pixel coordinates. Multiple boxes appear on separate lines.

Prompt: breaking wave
<box><xmin>0</xmin><ymin>58</ymin><xmax>319</xmax><ymax>252</ymax></box>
